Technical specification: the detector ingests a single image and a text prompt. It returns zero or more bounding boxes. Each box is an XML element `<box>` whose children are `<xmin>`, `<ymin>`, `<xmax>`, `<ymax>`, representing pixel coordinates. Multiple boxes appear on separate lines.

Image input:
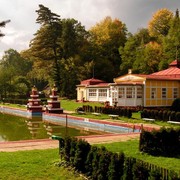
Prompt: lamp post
<box><xmin>65</xmin><ymin>113</ymin><xmax>68</xmax><ymax>136</ymax></box>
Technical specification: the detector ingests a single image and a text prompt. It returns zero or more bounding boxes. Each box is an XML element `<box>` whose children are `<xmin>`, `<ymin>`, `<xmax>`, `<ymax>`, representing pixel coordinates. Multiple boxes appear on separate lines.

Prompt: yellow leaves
<box><xmin>148</xmin><ymin>8</ymin><xmax>173</xmax><ymax>37</ymax></box>
<box><xmin>89</xmin><ymin>16</ymin><xmax>124</xmax><ymax>46</ymax></box>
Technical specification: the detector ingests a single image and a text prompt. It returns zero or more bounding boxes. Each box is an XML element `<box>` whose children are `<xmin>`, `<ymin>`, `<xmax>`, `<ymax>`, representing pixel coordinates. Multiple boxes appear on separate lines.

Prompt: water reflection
<box><xmin>0</xmin><ymin>113</ymin><xmax>32</xmax><ymax>141</ymax></box>
<box><xmin>25</xmin><ymin>117</ymin><xmax>49</xmax><ymax>139</ymax></box>
<box><xmin>0</xmin><ymin>113</ymin><xmax>105</xmax><ymax>142</ymax></box>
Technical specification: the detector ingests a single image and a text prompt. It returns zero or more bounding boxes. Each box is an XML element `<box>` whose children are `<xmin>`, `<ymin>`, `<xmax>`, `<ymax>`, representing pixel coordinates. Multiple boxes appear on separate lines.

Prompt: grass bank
<box><xmin>0</xmin><ymin>140</ymin><xmax>179</xmax><ymax>179</ymax></box>
<box><xmin>0</xmin><ymin>100</ymin><xmax>178</xmax><ymax>128</ymax></box>
<box><xmin>0</xmin><ymin>148</ymin><xmax>84</xmax><ymax>180</ymax></box>
<box><xmin>99</xmin><ymin>140</ymin><xmax>180</xmax><ymax>174</ymax></box>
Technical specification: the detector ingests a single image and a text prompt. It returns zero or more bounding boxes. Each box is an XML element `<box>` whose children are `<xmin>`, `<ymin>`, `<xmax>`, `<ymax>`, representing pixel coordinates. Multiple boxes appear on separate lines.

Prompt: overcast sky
<box><xmin>0</xmin><ymin>0</ymin><xmax>179</xmax><ymax>58</ymax></box>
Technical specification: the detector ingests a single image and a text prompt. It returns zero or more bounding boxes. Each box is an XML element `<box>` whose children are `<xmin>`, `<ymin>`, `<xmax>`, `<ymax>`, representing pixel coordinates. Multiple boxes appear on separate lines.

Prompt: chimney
<box><xmin>128</xmin><ymin>69</ymin><xmax>132</xmax><ymax>74</ymax></box>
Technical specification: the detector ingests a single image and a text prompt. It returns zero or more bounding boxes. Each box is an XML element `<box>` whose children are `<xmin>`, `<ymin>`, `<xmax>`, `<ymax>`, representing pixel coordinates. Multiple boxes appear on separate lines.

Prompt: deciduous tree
<box><xmin>89</xmin><ymin>16</ymin><xmax>127</xmax><ymax>79</ymax></box>
<box><xmin>161</xmin><ymin>9</ymin><xmax>180</xmax><ymax>67</ymax></box>
<box><xmin>148</xmin><ymin>8</ymin><xmax>173</xmax><ymax>37</ymax></box>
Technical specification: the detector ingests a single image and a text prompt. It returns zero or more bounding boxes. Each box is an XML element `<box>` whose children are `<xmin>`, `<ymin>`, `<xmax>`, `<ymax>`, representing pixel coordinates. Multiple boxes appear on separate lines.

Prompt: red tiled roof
<box><xmin>151</xmin><ymin>67</ymin><xmax>180</xmax><ymax>76</ymax></box>
<box><xmin>80</xmin><ymin>78</ymin><xmax>106</xmax><ymax>85</ymax></box>
<box><xmin>137</xmin><ymin>74</ymin><xmax>180</xmax><ymax>80</ymax></box>
<box><xmin>169</xmin><ymin>60</ymin><xmax>180</xmax><ymax>67</ymax></box>
<box><xmin>110</xmin><ymin>81</ymin><xmax>144</xmax><ymax>85</ymax></box>
<box><xmin>88</xmin><ymin>83</ymin><xmax>109</xmax><ymax>87</ymax></box>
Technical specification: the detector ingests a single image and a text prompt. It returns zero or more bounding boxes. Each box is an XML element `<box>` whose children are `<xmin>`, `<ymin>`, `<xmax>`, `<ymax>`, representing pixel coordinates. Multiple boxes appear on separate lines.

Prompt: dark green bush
<box><xmin>150</xmin><ymin>169</ymin><xmax>162</xmax><ymax>180</ymax></box>
<box><xmin>158</xmin><ymin>110</ymin><xmax>163</xmax><ymax>120</ymax></box>
<box><xmin>171</xmin><ymin>98</ymin><xmax>180</xmax><ymax>112</ymax></box>
<box><xmin>73</xmin><ymin>139</ymin><xmax>90</xmax><ymax>173</ymax></box>
<box><xmin>124</xmin><ymin>157</ymin><xmax>136</xmax><ymax>180</ymax></box>
<box><xmin>63</xmin><ymin>136</ymin><xmax>72</xmax><ymax>162</ymax></box>
<box><xmin>85</xmin><ymin>146</ymin><xmax>98</xmax><ymax>177</ymax></box>
<box><xmin>162</xmin><ymin>110</ymin><xmax>168</xmax><ymax>121</ymax></box>
<box><xmin>97</xmin><ymin>147</ymin><xmax>112</xmax><ymax>180</ymax></box>
<box><xmin>107</xmin><ymin>152</ymin><xmax>125</xmax><ymax>180</ymax></box>
<box><xmin>175</xmin><ymin>112</ymin><xmax>180</xmax><ymax>122</ymax></box>
<box><xmin>139</xmin><ymin>128</ymin><xmax>180</xmax><ymax>157</ymax></box>
<box><xmin>59</xmin><ymin>136</ymin><xmax>179</xmax><ymax>179</ymax></box>
<box><xmin>69</xmin><ymin>137</ymin><xmax>78</xmax><ymax>165</ymax></box>
<box><xmin>132</xmin><ymin>161</ymin><xmax>149</xmax><ymax>180</ymax></box>
<box><xmin>170</xmin><ymin>111</ymin><xmax>176</xmax><ymax>121</ymax></box>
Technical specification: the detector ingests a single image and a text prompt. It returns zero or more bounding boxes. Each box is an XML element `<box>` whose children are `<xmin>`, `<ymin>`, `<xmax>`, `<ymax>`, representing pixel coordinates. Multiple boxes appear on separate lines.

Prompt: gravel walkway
<box><xmin>0</xmin><ymin>132</ymin><xmax>140</xmax><ymax>152</ymax></box>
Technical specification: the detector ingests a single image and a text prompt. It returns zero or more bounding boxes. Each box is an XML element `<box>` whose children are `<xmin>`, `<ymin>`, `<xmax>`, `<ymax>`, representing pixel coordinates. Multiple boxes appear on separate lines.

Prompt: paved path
<box><xmin>0</xmin><ymin>133</ymin><xmax>140</xmax><ymax>152</ymax></box>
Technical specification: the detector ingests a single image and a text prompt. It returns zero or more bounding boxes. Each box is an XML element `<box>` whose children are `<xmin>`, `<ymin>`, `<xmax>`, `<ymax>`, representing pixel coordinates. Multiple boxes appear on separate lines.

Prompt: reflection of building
<box><xmin>46</xmin><ymin>85</ymin><xmax>63</xmax><ymax>114</ymax></box>
<box><xmin>77</xmin><ymin>60</ymin><xmax>180</xmax><ymax>108</ymax></box>
<box><xmin>27</xmin><ymin>86</ymin><xmax>42</xmax><ymax>116</ymax></box>
<box><xmin>25</xmin><ymin>117</ymin><xmax>42</xmax><ymax>138</ymax></box>
<box><xmin>43</xmin><ymin>122</ymin><xmax>64</xmax><ymax>137</ymax></box>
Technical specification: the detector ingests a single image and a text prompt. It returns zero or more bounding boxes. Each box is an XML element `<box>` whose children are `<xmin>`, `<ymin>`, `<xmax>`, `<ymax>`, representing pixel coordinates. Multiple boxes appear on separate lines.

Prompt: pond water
<box><xmin>0</xmin><ymin>113</ymin><xmax>107</xmax><ymax>142</ymax></box>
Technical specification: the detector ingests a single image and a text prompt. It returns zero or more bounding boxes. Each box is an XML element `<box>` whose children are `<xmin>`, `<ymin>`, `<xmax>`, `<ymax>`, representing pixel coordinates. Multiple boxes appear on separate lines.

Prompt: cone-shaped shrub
<box><xmin>132</xmin><ymin>161</ymin><xmax>149</xmax><ymax>180</ymax></box>
<box><xmin>124</xmin><ymin>157</ymin><xmax>136</xmax><ymax>180</ymax></box>
<box><xmin>85</xmin><ymin>146</ymin><xmax>98</xmax><ymax>177</ymax></box>
<box><xmin>73</xmin><ymin>139</ymin><xmax>90</xmax><ymax>173</ymax></box>
<box><xmin>63</xmin><ymin>136</ymin><xmax>72</xmax><ymax>162</ymax></box>
<box><xmin>70</xmin><ymin>137</ymin><xmax>78</xmax><ymax>165</ymax></box>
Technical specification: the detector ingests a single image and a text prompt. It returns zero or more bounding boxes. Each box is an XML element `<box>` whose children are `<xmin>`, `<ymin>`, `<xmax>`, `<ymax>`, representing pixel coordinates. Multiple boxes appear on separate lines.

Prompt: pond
<box><xmin>0</xmin><ymin>113</ymin><xmax>107</xmax><ymax>142</ymax></box>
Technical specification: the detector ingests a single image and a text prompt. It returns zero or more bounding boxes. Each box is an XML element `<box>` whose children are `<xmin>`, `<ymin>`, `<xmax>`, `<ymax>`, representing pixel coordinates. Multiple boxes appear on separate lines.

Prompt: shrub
<box><xmin>73</xmin><ymin>139</ymin><xmax>90</xmax><ymax>173</ymax></box>
<box><xmin>139</xmin><ymin>128</ymin><xmax>180</xmax><ymax>157</ymax></box>
<box><xmin>162</xmin><ymin>110</ymin><xmax>168</xmax><ymax>121</ymax></box>
<box><xmin>69</xmin><ymin>137</ymin><xmax>78</xmax><ymax>165</ymax></box>
<box><xmin>107</xmin><ymin>152</ymin><xmax>125</xmax><ymax>180</ymax></box>
<box><xmin>85</xmin><ymin>146</ymin><xmax>98</xmax><ymax>177</ymax></box>
<box><xmin>62</xmin><ymin>136</ymin><xmax>73</xmax><ymax>162</ymax></box>
<box><xmin>127</xmin><ymin>109</ymin><xmax>132</xmax><ymax>118</ymax></box>
<box><xmin>157</xmin><ymin>110</ymin><xmax>163</xmax><ymax>120</ymax></box>
<box><xmin>150</xmin><ymin>169</ymin><xmax>162</xmax><ymax>180</ymax></box>
<box><xmin>132</xmin><ymin>161</ymin><xmax>149</xmax><ymax>180</ymax></box>
<box><xmin>170</xmin><ymin>111</ymin><xmax>176</xmax><ymax>121</ymax></box>
<box><xmin>175</xmin><ymin>112</ymin><xmax>180</xmax><ymax>122</ymax></box>
<box><xmin>171</xmin><ymin>98</ymin><xmax>180</xmax><ymax>112</ymax></box>
<box><xmin>141</xmin><ymin>109</ymin><xmax>148</xmax><ymax>118</ymax></box>
<box><xmin>154</xmin><ymin>110</ymin><xmax>159</xmax><ymax>120</ymax></box>
<box><xmin>124</xmin><ymin>157</ymin><xmax>136</xmax><ymax>180</ymax></box>
<box><xmin>97</xmin><ymin>147</ymin><xmax>112</xmax><ymax>180</ymax></box>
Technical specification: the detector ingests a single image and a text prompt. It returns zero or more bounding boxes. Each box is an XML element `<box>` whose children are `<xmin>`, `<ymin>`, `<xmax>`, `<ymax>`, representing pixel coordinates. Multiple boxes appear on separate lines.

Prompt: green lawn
<box><xmin>1</xmin><ymin>100</ymin><xmax>179</xmax><ymax>128</ymax></box>
<box><xmin>98</xmin><ymin>140</ymin><xmax>180</xmax><ymax>174</ymax></box>
<box><xmin>0</xmin><ymin>149</ymin><xmax>84</xmax><ymax>180</ymax></box>
<box><xmin>0</xmin><ymin>140</ymin><xmax>179</xmax><ymax>179</ymax></box>
<box><xmin>60</xmin><ymin>99</ymin><xmax>103</xmax><ymax>111</ymax></box>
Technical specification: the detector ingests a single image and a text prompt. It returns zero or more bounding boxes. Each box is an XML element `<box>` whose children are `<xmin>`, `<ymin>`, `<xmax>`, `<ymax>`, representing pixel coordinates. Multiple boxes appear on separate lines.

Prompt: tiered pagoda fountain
<box><xmin>46</xmin><ymin>85</ymin><xmax>63</xmax><ymax>114</ymax></box>
<box><xmin>27</xmin><ymin>85</ymin><xmax>43</xmax><ymax>117</ymax></box>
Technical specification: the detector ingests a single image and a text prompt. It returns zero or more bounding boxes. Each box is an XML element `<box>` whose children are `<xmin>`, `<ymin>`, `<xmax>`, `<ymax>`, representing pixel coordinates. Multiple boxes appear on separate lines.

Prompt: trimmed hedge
<box><xmin>139</xmin><ymin>127</ymin><xmax>180</xmax><ymax>157</ymax></box>
<box><xmin>58</xmin><ymin>136</ymin><xmax>180</xmax><ymax>179</ymax></box>
<box><xmin>82</xmin><ymin>105</ymin><xmax>132</xmax><ymax>118</ymax></box>
<box><xmin>141</xmin><ymin>109</ymin><xmax>180</xmax><ymax>122</ymax></box>
<box><xmin>171</xmin><ymin>98</ymin><xmax>180</xmax><ymax>112</ymax></box>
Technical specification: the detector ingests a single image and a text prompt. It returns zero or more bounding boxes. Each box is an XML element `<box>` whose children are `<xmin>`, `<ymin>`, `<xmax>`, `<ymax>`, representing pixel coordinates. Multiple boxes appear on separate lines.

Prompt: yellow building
<box><xmin>77</xmin><ymin>60</ymin><xmax>180</xmax><ymax>107</ymax></box>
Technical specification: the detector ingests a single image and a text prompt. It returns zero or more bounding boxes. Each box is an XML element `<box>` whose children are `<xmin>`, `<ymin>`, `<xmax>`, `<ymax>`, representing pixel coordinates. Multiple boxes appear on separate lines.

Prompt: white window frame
<box><xmin>118</xmin><ymin>87</ymin><xmax>125</xmax><ymax>98</ymax></box>
<box><xmin>98</xmin><ymin>89</ymin><xmax>107</xmax><ymax>97</ymax></box>
<box><xmin>126</xmin><ymin>87</ymin><xmax>135</xmax><ymax>98</ymax></box>
<box><xmin>89</xmin><ymin>89</ymin><xmax>97</xmax><ymax>97</ymax></box>
<box><xmin>137</xmin><ymin>86</ymin><xmax>142</xmax><ymax>98</ymax></box>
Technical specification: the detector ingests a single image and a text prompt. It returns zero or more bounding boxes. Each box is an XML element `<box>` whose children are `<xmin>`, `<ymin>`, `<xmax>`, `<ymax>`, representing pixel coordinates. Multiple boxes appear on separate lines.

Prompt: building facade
<box><xmin>76</xmin><ymin>60</ymin><xmax>180</xmax><ymax>107</ymax></box>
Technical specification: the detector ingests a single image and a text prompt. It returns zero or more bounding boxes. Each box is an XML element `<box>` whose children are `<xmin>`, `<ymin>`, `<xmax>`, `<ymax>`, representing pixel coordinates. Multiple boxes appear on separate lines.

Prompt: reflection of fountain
<box><xmin>25</xmin><ymin>117</ymin><xmax>43</xmax><ymax>138</ymax></box>
<box><xmin>27</xmin><ymin>86</ymin><xmax>42</xmax><ymax>117</ymax></box>
<box><xmin>25</xmin><ymin>116</ymin><xmax>49</xmax><ymax>139</ymax></box>
<box><xmin>46</xmin><ymin>85</ymin><xmax>63</xmax><ymax>114</ymax></box>
<box><xmin>43</xmin><ymin>122</ymin><xmax>63</xmax><ymax>137</ymax></box>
